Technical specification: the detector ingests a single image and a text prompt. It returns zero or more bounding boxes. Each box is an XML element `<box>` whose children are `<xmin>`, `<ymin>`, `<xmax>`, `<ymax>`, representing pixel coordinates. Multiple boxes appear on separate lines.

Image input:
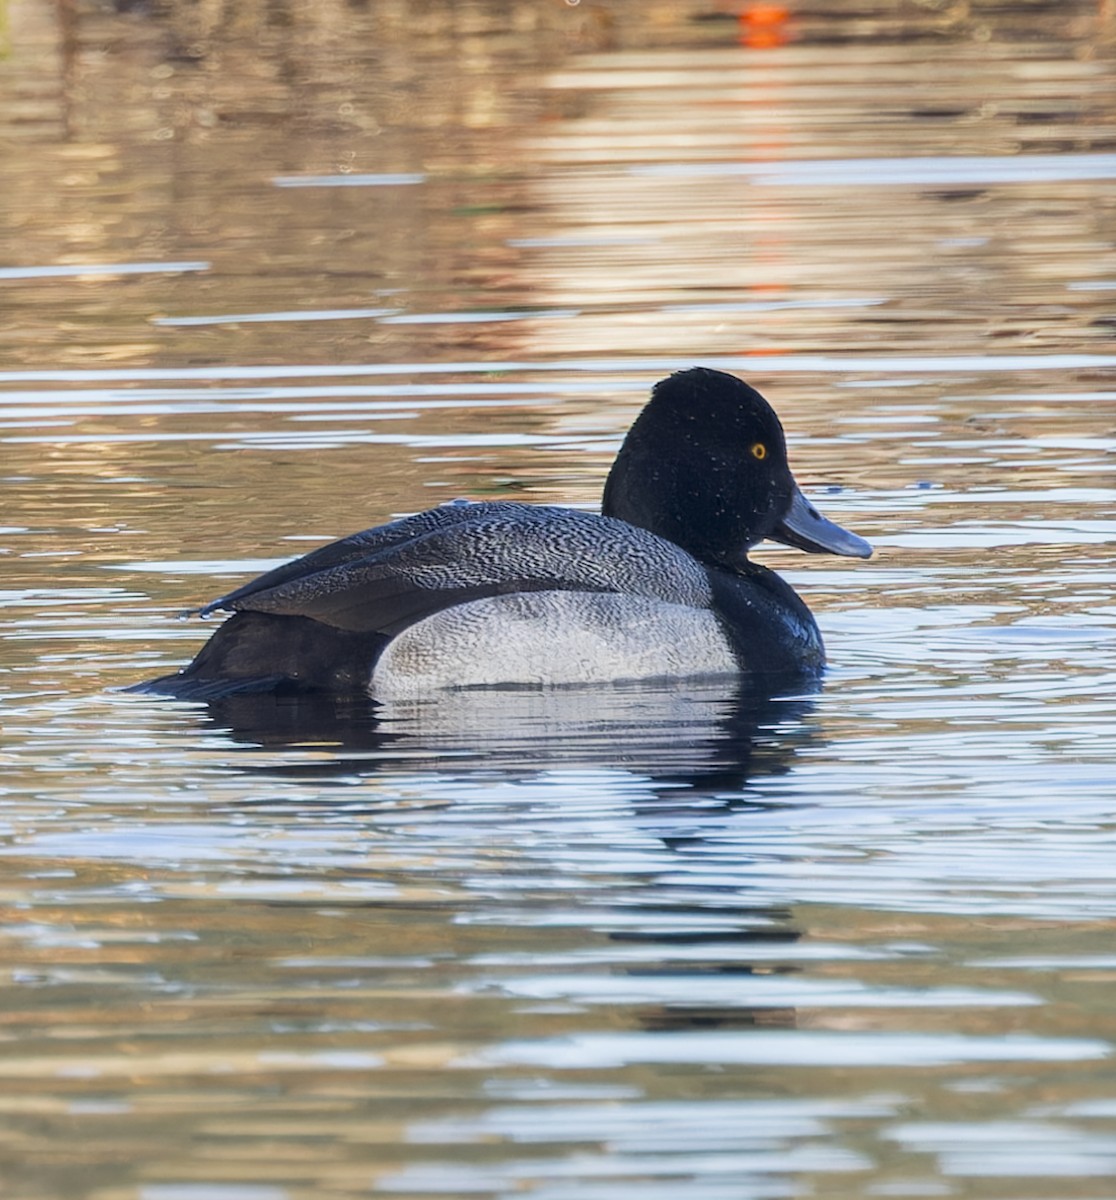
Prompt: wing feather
<box><xmin>204</xmin><ymin>502</ymin><xmax>712</xmax><ymax>636</ymax></box>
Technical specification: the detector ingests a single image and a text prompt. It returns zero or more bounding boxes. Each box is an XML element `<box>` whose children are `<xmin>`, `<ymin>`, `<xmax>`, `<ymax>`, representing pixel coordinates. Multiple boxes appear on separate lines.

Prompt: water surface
<box><xmin>3</xmin><ymin>2</ymin><xmax>1116</xmax><ymax>1197</ymax></box>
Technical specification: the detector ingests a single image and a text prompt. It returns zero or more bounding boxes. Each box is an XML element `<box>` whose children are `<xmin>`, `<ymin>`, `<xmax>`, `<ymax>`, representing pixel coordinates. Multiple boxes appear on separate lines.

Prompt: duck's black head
<box><xmin>602</xmin><ymin>367</ymin><xmax>871</xmax><ymax>569</ymax></box>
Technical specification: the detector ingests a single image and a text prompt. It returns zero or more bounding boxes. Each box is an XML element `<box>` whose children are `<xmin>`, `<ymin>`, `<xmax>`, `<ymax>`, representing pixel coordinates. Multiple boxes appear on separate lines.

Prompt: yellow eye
<box><xmin>750</xmin><ymin>442</ymin><xmax>767</xmax><ymax>460</ymax></box>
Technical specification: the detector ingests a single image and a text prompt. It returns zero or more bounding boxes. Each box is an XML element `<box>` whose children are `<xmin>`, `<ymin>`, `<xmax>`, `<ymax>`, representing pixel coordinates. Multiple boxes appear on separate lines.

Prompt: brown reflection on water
<box><xmin>4</xmin><ymin>0</ymin><xmax>571</xmax><ymax>368</ymax></box>
<box><xmin>2</xmin><ymin>0</ymin><xmax>1111</xmax><ymax>369</ymax></box>
<box><xmin>4</xmin><ymin>4</ymin><xmax>1116</xmax><ymax>1198</ymax></box>
<box><xmin>519</xmin><ymin>43</ymin><xmax>1116</xmax><ymax>361</ymax></box>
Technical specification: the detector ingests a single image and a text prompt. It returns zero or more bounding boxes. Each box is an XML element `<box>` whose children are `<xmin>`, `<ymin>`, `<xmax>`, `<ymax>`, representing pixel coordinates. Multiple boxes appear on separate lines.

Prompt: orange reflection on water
<box><xmin>739</xmin><ymin>3</ymin><xmax>792</xmax><ymax>48</ymax></box>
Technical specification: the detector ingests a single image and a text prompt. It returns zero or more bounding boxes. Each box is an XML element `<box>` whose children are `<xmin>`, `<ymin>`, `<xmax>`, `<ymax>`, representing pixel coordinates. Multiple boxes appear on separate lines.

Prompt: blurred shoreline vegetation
<box><xmin>0</xmin><ymin>2</ymin><xmax>1106</xmax><ymax>162</ymax></box>
<box><xmin>6</xmin><ymin>2</ymin><xmax>1114</xmax><ymax>128</ymax></box>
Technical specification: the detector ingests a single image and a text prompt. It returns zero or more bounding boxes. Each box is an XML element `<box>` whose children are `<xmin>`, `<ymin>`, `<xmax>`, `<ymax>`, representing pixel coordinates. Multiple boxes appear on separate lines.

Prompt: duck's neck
<box><xmin>707</xmin><ymin>562</ymin><xmax>825</xmax><ymax>674</ymax></box>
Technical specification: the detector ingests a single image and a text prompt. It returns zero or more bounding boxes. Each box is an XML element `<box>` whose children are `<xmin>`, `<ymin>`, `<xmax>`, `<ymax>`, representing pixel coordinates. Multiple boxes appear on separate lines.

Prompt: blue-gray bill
<box><xmin>772</xmin><ymin>486</ymin><xmax>873</xmax><ymax>559</ymax></box>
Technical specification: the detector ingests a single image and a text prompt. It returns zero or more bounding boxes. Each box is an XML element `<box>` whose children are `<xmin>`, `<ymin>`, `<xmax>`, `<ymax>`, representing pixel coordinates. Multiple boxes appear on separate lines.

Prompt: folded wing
<box><xmin>203</xmin><ymin>501</ymin><xmax>714</xmax><ymax>635</ymax></box>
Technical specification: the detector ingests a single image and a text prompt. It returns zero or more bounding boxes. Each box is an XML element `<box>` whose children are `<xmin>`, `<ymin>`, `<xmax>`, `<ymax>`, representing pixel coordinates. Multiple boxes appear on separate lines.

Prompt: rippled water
<box><xmin>3</xmin><ymin>2</ymin><xmax>1116</xmax><ymax>1197</ymax></box>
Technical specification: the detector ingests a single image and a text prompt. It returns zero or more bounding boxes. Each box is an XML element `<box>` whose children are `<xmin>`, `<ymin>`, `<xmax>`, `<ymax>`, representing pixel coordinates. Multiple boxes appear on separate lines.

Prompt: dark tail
<box><xmin>127</xmin><ymin>612</ymin><xmax>388</xmax><ymax>699</ymax></box>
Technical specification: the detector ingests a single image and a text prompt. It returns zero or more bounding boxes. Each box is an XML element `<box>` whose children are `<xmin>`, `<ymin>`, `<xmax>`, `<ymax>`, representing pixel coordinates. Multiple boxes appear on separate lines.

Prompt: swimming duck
<box><xmin>138</xmin><ymin>368</ymin><xmax>871</xmax><ymax>699</ymax></box>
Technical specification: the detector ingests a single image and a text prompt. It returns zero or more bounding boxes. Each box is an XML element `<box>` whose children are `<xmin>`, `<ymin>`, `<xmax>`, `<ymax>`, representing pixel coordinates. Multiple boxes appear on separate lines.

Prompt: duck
<box><xmin>136</xmin><ymin>367</ymin><xmax>871</xmax><ymax>699</ymax></box>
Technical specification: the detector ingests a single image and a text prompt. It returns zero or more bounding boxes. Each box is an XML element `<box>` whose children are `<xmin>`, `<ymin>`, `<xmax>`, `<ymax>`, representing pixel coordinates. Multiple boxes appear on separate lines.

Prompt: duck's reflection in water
<box><xmin>194</xmin><ymin>676</ymin><xmax>818</xmax><ymax>795</ymax></box>
<box><xmin>187</xmin><ymin>679</ymin><xmax>818</xmax><ymax>1036</ymax></box>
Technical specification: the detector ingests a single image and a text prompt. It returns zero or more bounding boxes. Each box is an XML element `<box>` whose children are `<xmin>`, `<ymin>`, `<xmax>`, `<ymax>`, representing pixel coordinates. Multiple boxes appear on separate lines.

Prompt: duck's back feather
<box><xmin>206</xmin><ymin>501</ymin><xmax>714</xmax><ymax>636</ymax></box>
